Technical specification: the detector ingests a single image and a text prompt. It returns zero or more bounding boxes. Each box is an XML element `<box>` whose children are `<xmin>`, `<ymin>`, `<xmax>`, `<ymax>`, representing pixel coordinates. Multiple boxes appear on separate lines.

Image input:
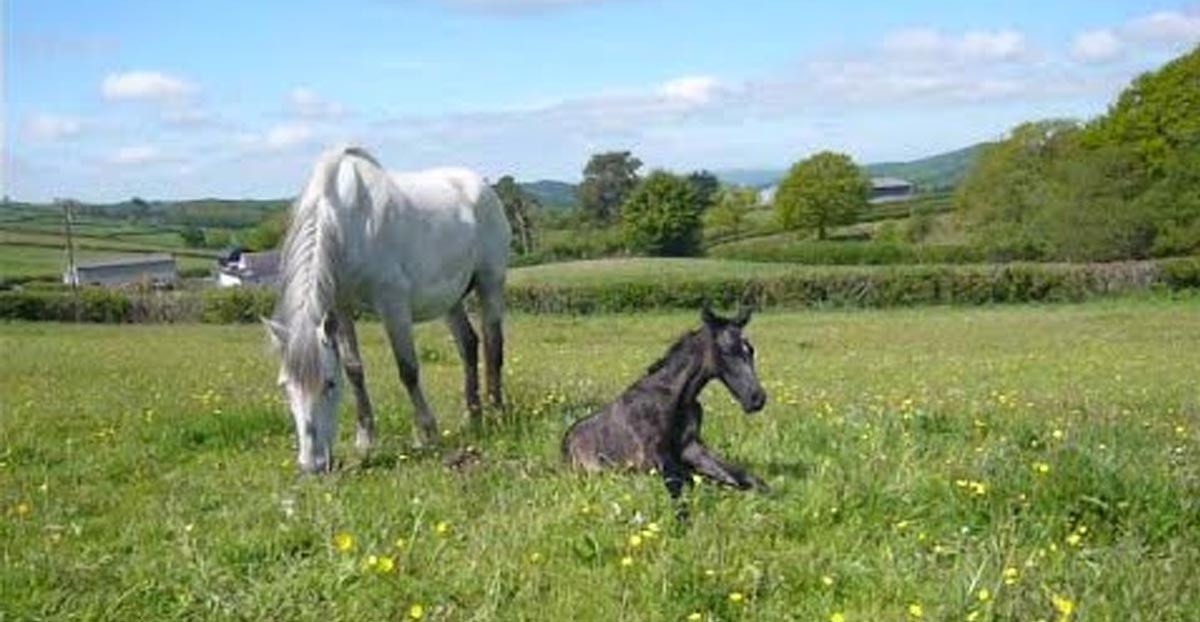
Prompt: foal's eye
<box><xmin>324</xmin><ymin>380</ymin><xmax>337</xmax><ymax>393</ymax></box>
<box><xmin>743</xmin><ymin>340</ymin><xmax>755</xmax><ymax>357</ymax></box>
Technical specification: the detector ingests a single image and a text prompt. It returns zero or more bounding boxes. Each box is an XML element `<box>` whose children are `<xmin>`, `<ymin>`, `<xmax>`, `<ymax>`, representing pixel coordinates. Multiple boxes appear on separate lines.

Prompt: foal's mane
<box><xmin>646</xmin><ymin>329</ymin><xmax>704</xmax><ymax>375</ymax></box>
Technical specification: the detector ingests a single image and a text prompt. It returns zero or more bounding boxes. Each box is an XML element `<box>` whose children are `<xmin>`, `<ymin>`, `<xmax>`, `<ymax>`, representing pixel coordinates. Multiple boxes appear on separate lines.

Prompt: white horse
<box><xmin>265</xmin><ymin>146</ymin><xmax>510</xmax><ymax>473</ymax></box>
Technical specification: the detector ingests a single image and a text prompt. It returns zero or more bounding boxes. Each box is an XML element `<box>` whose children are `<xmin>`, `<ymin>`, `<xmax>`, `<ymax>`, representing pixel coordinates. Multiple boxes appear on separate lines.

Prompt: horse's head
<box><xmin>266</xmin><ymin>312</ymin><xmax>342</xmax><ymax>473</ymax></box>
<box><xmin>701</xmin><ymin>303</ymin><xmax>767</xmax><ymax>414</ymax></box>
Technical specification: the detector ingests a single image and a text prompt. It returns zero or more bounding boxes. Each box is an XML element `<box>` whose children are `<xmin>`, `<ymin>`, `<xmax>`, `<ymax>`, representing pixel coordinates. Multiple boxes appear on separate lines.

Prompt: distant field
<box><xmin>2</xmin><ymin>299</ymin><xmax>1197</xmax><ymax>620</ymax></box>
<box><xmin>0</xmin><ymin>244</ymin><xmax>215</xmax><ymax>281</ymax></box>
<box><xmin>510</xmin><ymin>257</ymin><xmax>807</xmax><ymax>287</ymax></box>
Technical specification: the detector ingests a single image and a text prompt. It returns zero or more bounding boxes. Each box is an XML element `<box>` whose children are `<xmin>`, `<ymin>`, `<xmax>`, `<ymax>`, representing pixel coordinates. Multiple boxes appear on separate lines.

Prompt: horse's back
<box><xmin>386</xmin><ymin>167</ymin><xmax>511</xmax><ymax>272</ymax></box>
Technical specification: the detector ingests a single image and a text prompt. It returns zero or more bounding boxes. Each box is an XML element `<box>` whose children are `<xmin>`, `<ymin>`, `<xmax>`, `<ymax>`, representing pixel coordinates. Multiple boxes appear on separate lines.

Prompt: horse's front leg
<box><xmin>335</xmin><ymin>312</ymin><xmax>376</xmax><ymax>454</ymax></box>
<box><xmin>681</xmin><ymin>441</ymin><xmax>766</xmax><ymax>491</ymax></box>
<box><xmin>379</xmin><ymin>302</ymin><xmax>440</xmax><ymax>445</ymax></box>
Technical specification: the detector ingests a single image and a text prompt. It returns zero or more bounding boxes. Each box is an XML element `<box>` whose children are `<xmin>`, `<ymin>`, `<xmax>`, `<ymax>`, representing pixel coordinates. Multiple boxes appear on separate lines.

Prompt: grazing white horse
<box><xmin>266</xmin><ymin>146</ymin><xmax>510</xmax><ymax>473</ymax></box>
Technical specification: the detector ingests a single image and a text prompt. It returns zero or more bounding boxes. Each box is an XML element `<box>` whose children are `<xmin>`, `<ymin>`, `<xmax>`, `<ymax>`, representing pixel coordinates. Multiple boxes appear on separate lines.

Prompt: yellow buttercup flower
<box><xmin>620</xmin><ymin>556</ymin><xmax>634</xmax><ymax>567</ymax></box>
<box><xmin>728</xmin><ymin>592</ymin><xmax>745</xmax><ymax>604</ymax></box>
<box><xmin>377</xmin><ymin>556</ymin><xmax>395</xmax><ymax>573</ymax></box>
<box><xmin>1052</xmin><ymin>594</ymin><xmax>1075</xmax><ymax>620</ymax></box>
<box><xmin>409</xmin><ymin>603</ymin><xmax>425</xmax><ymax>620</ymax></box>
<box><xmin>687</xmin><ymin>613</ymin><xmax>703</xmax><ymax>622</ymax></box>
<box><xmin>830</xmin><ymin>613</ymin><xmax>846</xmax><ymax>622</ymax></box>
<box><xmin>435</xmin><ymin>521</ymin><xmax>451</xmax><ymax>537</ymax></box>
<box><xmin>333</xmin><ymin>532</ymin><xmax>354</xmax><ymax>553</ymax></box>
<box><xmin>908</xmin><ymin>603</ymin><xmax>924</xmax><ymax>618</ymax></box>
<box><xmin>977</xmin><ymin>588</ymin><xmax>990</xmax><ymax>602</ymax></box>
<box><xmin>628</xmin><ymin>534</ymin><xmax>643</xmax><ymax>548</ymax></box>
<box><xmin>821</xmin><ymin>575</ymin><xmax>835</xmax><ymax>587</ymax></box>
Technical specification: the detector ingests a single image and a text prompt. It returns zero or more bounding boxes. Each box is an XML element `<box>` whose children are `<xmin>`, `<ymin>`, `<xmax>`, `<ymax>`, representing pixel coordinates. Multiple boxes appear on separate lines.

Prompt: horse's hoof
<box><xmin>355</xmin><ymin>431</ymin><xmax>375</xmax><ymax>454</ymax></box>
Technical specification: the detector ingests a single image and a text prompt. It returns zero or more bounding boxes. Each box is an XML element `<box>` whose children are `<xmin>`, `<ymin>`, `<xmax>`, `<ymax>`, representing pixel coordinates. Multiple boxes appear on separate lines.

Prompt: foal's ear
<box><xmin>263</xmin><ymin>317</ymin><xmax>288</xmax><ymax>350</ymax></box>
<box><xmin>733</xmin><ymin>305</ymin><xmax>754</xmax><ymax>328</ymax></box>
<box><xmin>319</xmin><ymin>312</ymin><xmax>339</xmax><ymax>345</ymax></box>
<box><xmin>701</xmin><ymin>302</ymin><xmax>721</xmax><ymax>327</ymax></box>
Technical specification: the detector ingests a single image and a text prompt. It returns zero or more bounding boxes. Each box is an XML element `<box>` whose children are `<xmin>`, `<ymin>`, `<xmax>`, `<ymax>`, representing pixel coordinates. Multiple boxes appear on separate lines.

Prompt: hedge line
<box><xmin>2</xmin><ymin>257</ymin><xmax>1198</xmax><ymax>322</ymax></box>
<box><xmin>708</xmin><ymin>239</ymin><xmax>987</xmax><ymax>265</ymax></box>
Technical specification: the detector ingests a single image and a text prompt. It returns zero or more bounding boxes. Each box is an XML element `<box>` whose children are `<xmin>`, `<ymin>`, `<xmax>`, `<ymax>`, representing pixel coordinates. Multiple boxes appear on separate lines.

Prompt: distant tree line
<box><xmin>957</xmin><ymin>45</ymin><xmax>1200</xmax><ymax>261</ymax></box>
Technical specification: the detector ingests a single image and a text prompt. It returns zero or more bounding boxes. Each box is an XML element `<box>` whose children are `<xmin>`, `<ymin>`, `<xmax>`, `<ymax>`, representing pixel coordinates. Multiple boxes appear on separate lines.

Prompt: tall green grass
<box><xmin>2</xmin><ymin>300</ymin><xmax>1198</xmax><ymax>620</ymax></box>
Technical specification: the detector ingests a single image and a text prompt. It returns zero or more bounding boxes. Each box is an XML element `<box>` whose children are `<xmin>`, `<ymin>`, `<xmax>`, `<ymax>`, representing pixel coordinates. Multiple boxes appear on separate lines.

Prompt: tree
<box><xmin>775</xmin><ymin>151</ymin><xmax>869</xmax><ymax>240</ymax></box>
<box><xmin>243</xmin><ymin>211</ymin><xmax>289</xmax><ymax>251</ymax></box>
<box><xmin>180</xmin><ymin>226</ymin><xmax>206</xmax><ymax>248</ymax></box>
<box><xmin>492</xmin><ymin>175</ymin><xmax>540</xmax><ymax>255</ymax></box>
<box><xmin>687</xmin><ymin>170</ymin><xmax>721</xmax><ymax>212</ymax></box>
<box><xmin>704</xmin><ymin>187</ymin><xmax>758</xmax><ymax>237</ymax></box>
<box><xmin>577</xmin><ymin>151</ymin><xmax>642</xmax><ymax>225</ymax></box>
<box><xmin>621</xmin><ymin>171</ymin><xmax>703</xmax><ymax>256</ymax></box>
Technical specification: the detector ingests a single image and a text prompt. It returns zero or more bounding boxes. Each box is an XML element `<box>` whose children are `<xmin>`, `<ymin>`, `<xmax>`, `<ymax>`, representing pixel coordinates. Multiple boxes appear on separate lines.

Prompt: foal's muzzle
<box><xmin>744</xmin><ymin>389</ymin><xmax>767</xmax><ymax>414</ymax></box>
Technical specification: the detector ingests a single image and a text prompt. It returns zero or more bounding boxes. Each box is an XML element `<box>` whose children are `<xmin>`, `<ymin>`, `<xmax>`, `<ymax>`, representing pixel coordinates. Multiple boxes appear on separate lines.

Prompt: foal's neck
<box><xmin>648</xmin><ymin>334</ymin><xmax>712</xmax><ymax>409</ymax></box>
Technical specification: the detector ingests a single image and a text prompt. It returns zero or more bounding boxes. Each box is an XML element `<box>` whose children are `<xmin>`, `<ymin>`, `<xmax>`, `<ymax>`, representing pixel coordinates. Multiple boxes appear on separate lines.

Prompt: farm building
<box><xmin>63</xmin><ymin>255</ymin><xmax>178</xmax><ymax>287</ymax></box>
<box><xmin>869</xmin><ymin>177</ymin><xmax>916</xmax><ymax>203</ymax></box>
<box><xmin>217</xmin><ymin>249</ymin><xmax>280</xmax><ymax>287</ymax></box>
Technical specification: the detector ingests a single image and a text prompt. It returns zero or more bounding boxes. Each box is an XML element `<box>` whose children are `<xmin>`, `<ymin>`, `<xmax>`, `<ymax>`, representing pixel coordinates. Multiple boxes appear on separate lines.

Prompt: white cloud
<box><xmin>1072</xmin><ymin>29</ymin><xmax>1123</xmax><ymax>64</ymax></box>
<box><xmin>102</xmin><ymin>71</ymin><xmax>196</xmax><ymax>102</ymax></box>
<box><xmin>289</xmin><ymin>88</ymin><xmax>346</xmax><ymax>119</ymax></box>
<box><xmin>237</xmin><ymin>123</ymin><xmax>317</xmax><ymax>153</ymax></box>
<box><xmin>883</xmin><ymin>28</ymin><xmax>1029</xmax><ymax>62</ymax></box>
<box><xmin>108</xmin><ymin>145</ymin><xmax>166</xmax><ymax>165</ymax></box>
<box><xmin>25</xmin><ymin>113</ymin><xmax>84</xmax><ymax>142</ymax></box>
<box><xmin>1129</xmin><ymin>10</ymin><xmax>1200</xmax><ymax>46</ymax></box>
<box><xmin>659</xmin><ymin>76</ymin><xmax>723</xmax><ymax>105</ymax></box>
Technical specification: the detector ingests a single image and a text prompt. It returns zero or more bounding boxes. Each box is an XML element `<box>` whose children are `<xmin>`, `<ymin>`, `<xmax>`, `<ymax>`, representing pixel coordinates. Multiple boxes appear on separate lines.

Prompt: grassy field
<box><xmin>2</xmin><ymin>299</ymin><xmax>1199</xmax><ymax>621</ymax></box>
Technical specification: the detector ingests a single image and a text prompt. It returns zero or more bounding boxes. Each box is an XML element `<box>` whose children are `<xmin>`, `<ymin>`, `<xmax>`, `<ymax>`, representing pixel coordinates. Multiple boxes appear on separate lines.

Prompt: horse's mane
<box><xmin>274</xmin><ymin>146</ymin><xmax>380</xmax><ymax>389</ymax></box>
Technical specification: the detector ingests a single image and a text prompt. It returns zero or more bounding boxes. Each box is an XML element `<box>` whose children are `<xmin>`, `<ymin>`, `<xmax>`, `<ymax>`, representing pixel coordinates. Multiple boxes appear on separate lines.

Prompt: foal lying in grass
<box><xmin>563</xmin><ymin>305</ymin><xmax>768</xmax><ymax>499</ymax></box>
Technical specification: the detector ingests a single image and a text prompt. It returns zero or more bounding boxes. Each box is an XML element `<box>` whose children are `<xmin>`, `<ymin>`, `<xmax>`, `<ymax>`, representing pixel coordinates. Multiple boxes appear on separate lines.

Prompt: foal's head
<box><xmin>266</xmin><ymin>311</ymin><xmax>343</xmax><ymax>473</ymax></box>
<box><xmin>701</xmin><ymin>304</ymin><xmax>767</xmax><ymax>414</ymax></box>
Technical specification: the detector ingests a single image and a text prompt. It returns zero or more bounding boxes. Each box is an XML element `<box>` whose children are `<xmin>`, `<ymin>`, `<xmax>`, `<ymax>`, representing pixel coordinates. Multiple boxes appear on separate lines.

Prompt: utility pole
<box><xmin>60</xmin><ymin>198</ymin><xmax>81</xmax><ymax>321</ymax></box>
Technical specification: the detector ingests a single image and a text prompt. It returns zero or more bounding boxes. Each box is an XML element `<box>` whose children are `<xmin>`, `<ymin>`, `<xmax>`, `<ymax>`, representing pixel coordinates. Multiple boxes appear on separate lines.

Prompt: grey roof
<box><xmin>76</xmin><ymin>254</ymin><xmax>176</xmax><ymax>270</ymax></box>
<box><xmin>871</xmin><ymin>177</ymin><xmax>913</xmax><ymax>189</ymax></box>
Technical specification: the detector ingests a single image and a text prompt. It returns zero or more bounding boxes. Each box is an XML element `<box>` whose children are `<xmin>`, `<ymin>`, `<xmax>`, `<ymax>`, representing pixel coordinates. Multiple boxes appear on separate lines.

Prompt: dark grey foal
<box><xmin>562</xmin><ymin>304</ymin><xmax>768</xmax><ymax>499</ymax></box>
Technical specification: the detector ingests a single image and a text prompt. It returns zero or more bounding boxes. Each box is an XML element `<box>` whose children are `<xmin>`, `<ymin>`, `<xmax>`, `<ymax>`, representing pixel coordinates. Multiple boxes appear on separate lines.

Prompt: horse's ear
<box><xmin>263</xmin><ymin>317</ymin><xmax>288</xmax><ymax>350</ymax></box>
<box><xmin>320</xmin><ymin>312</ymin><xmax>339</xmax><ymax>346</ymax></box>
<box><xmin>701</xmin><ymin>301</ymin><xmax>720</xmax><ymax>327</ymax></box>
<box><xmin>733</xmin><ymin>304</ymin><xmax>753</xmax><ymax>327</ymax></box>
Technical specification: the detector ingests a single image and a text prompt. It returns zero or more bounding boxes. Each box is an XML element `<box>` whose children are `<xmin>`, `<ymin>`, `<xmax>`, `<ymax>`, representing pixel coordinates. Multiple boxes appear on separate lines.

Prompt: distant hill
<box><xmin>865</xmin><ymin>144</ymin><xmax>988</xmax><ymax>192</ymax></box>
<box><xmin>519</xmin><ymin>180</ymin><xmax>577</xmax><ymax>210</ymax></box>
<box><xmin>715</xmin><ymin>143</ymin><xmax>989</xmax><ymax>192</ymax></box>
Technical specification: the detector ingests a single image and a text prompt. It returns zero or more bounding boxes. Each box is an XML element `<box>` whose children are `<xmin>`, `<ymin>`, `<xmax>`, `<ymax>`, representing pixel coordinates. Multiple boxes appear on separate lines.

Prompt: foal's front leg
<box><xmin>681</xmin><ymin>441</ymin><xmax>767</xmax><ymax>491</ymax></box>
<box><xmin>335</xmin><ymin>312</ymin><xmax>376</xmax><ymax>454</ymax></box>
<box><xmin>379</xmin><ymin>303</ymin><xmax>440</xmax><ymax>445</ymax></box>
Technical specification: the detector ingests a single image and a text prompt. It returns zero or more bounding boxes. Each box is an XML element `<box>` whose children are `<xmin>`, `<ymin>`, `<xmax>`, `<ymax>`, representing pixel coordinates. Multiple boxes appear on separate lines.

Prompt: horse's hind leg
<box><xmin>380</xmin><ymin>303</ymin><xmax>439</xmax><ymax>445</ymax></box>
<box><xmin>335</xmin><ymin>313</ymin><xmax>376</xmax><ymax>454</ymax></box>
<box><xmin>478</xmin><ymin>277</ymin><xmax>505</xmax><ymax>409</ymax></box>
<box><xmin>445</xmin><ymin>302</ymin><xmax>482</xmax><ymax>424</ymax></box>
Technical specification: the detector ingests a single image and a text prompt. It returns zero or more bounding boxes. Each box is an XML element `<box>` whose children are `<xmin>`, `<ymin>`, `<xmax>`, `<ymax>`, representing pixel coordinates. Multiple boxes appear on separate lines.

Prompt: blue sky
<box><xmin>6</xmin><ymin>0</ymin><xmax>1200</xmax><ymax>201</ymax></box>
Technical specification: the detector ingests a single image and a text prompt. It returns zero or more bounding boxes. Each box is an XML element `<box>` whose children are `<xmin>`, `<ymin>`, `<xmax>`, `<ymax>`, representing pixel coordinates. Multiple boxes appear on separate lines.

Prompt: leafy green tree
<box><xmin>956</xmin><ymin>120</ymin><xmax>1080</xmax><ymax>259</ymax></box>
<box><xmin>704</xmin><ymin>187</ymin><xmax>758</xmax><ymax>237</ymax></box>
<box><xmin>687</xmin><ymin>170</ymin><xmax>721</xmax><ymax>212</ymax></box>
<box><xmin>775</xmin><ymin>151</ymin><xmax>869</xmax><ymax>240</ymax></box>
<box><xmin>492</xmin><ymin>175</ymin><xmax>540</xmax><ymax>254</ymax></box>
<box><xmin>180</xmin><ymin>226</ymin><xmax>206</xmax><ymax>248</ymax></box>
<box><xmin>621</xmin><ymin>170</ymin><xmax>703</xmax><ymax>256</ymax></box>
<box><xmin>1086</xmin><ymin>45</ymin><xmax>1200</xmax><ymax>176</ymax></box>
<box><xmin>243</xmin><ymin>211</ymin><xmax>288</xmax><ymax>251</ymax></box>
<box><xmin>577</xmin><ymin>151</ymin><xmax>642</xmax><ymax>225</ymax></box>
